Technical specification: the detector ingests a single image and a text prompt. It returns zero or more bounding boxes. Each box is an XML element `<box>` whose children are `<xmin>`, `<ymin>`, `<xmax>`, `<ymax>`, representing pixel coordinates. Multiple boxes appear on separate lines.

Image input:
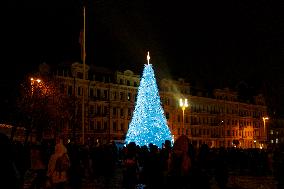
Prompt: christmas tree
<box><xmin>125</xmin><ymin>52</ymin><xmax>173</xmax><ymax>148</ymax></box>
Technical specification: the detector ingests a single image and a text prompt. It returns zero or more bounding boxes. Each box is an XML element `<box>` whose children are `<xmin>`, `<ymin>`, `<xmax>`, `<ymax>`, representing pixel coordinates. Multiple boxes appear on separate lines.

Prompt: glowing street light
<box><xmin>30</xmin><ymin>77</ymin><xmax>42</xmax><ymax>96</ymax></box>
<box><xmin>179</xmin><ymin>98</ymin><xmax>188</xmax><ymax>135</ymax></box>
<box><xmin>263</xmin><ymin>117</ymin><xmax>269</xmax><ymax>142</ymax></box>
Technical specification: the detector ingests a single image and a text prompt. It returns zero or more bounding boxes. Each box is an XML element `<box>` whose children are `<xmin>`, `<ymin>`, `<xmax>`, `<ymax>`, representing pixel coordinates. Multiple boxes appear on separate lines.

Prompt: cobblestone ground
<box><xmin>82</xmin><ymin>164</ymin><xmax>124</xmax><ymax>189</ymax></box>
<box><xmin>226</xmin><ymin>175</ymin><xmax>277</xmax><ymax>189</ymax></box>
<box><xmin>82</xmin><ymin>167</ymin><xmax>278</xmax><ymax>189</ymax></box>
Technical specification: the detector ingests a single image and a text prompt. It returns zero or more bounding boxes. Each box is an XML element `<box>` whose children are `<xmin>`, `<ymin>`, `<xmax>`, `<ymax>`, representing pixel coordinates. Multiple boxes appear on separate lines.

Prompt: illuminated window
<box><xmin>127</xmin><ymin>93</ymin><xmax>131</xmax><ymax>101</ymax></box>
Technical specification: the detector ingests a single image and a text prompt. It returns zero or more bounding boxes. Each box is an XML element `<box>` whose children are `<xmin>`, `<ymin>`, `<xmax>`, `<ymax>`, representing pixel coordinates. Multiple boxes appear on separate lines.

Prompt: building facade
<box><xmin>51</xmin><ymin>62</ymin><xmax>268</xmax><ymax>148</ymax></box>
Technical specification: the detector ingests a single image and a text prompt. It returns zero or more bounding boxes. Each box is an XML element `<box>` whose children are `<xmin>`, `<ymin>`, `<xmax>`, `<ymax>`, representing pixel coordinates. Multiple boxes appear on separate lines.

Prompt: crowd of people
<box><xmin>0</xmin><ymin>132</ymin><xmax>284</xmax><ymax>189</ymax></box>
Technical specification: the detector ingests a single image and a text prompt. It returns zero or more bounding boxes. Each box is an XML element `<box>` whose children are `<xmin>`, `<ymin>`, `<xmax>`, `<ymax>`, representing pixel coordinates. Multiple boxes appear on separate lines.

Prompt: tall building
<box><xmin>49</xmin><ymin>62</ymin><xmax>268</xmax><ymax>148</ymax></box>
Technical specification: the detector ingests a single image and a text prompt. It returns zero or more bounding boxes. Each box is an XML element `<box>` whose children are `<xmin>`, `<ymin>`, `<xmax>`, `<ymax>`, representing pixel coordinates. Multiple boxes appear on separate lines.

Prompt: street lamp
<box><xmin>28</xmin><ymin>77</ymin><xmax>42</xmax><ymax>144</ymax></box>
<box><xmin>218</xmin><ymin>120</ymin><xmax>224</xmax><ymax>147</ymax></box>
<box><xmin>30</xmin><ymin>77</ymin><xmax>41</xmax><ymax>96</ymax></box>
<box><xmin>179</xmin><ymin>98</ymin><xmax>188</xmax><ymax>135</ymax></box>
<box><xmin>263</xmin><ymin>117</ymin><xmax>269</xmax><ymax>143</ymax></box>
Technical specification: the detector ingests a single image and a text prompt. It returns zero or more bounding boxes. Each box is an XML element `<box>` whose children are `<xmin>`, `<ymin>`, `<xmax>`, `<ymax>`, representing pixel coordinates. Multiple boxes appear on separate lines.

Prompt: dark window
<box><xmin>89</xmin><ymin>105</ymin><xmax>94</xmax><ymax>114</ymax></box>
<box><xmin>77</xmin><ymin>72</ymin><xmax>83</xmax><ymax>79</ymax></box>
<box><xmin>90</xmin><ymin>88</ymin><xmax>94</xmax><ymax>97</ymax></box>
<box><xmin>60</xmin><ymin>84</ymin><xmax>64</xmax><ymax>93</ymax></box>
<box><xmin>113</xmin><ymin>121</ymin><xmax>117</xmax><ymax>131</ymax></box>
<box><xmin>104</xmin><ymin>90</ymin><xmax>108</xmax><ymax>99</ymax></box>
<box><xmin>97</xmin><ymin>121</ymin><xmax>101</xmax><ymax>130</ymax></box>
<box><xmin>97</xmin><ymin>89</ymin><xmax>101</xmax><ymax>98</ymax></box>
<box><xmin>104</xmin><ymin>121</ymin><xmax>108</xmax><ymax>130</ymax></box>
<box><xmin>90</xmin><ymin>121</ymin><xmax>94</xmax><ymax>130</ymax></box>
<box><xmin>104</xmin><ymin>106</ymin><xmax>108</xmax><ymax>115</ymax></box>
<box><xmin>97</xmin><ymin>105</ymin><xmax>101</xmax><ymax>115</ymax></box>
<box><xmin>166</xmin><ymin>112</ymin><xmax>170</xmax><ymax>119</ymax></box>
<box><xmin>120</xmin><ymin>92</ymin><xmax>124</xmax><ymax>100</ymax></box>
<box><xmin>113</xmin><ymin>107</ymin><xmax>117</xmax><ymax>116</ymax></box>
<box><xmin>113</xmin><ymin>92</ymin><xmax>117</xmax><ymax>100</ymax></box>
<box><xmin>78</xmin><ymin>87</ymin><xmax>81</xmax><ymax>96</ymax></box>
<box><xmin>68</xmin><ymin>86</ymin><xmax>72</xmax><ymax>96</ymax></box>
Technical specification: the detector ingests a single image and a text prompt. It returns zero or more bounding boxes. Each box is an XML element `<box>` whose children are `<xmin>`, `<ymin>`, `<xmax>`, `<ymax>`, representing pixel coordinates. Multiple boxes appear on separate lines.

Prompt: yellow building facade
<box><xmin>54</xmin><ymin>62</ymin><xmax>268</xmax><ymax>148</ymax></box>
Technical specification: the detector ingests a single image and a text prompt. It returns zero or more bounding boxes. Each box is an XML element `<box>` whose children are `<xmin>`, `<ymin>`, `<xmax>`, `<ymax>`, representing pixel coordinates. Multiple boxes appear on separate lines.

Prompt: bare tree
<box><xmin>16</xmin><ymin>74</ymin><xmax>78</xmax><ymax>144</ymax></box>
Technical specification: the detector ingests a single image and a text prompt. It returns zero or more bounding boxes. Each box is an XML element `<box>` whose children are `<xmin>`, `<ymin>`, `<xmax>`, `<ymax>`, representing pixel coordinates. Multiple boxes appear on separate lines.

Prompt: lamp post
<box><xmin>263</xmin><ymin>117</ymin><xmax>269</xmax><ymax>144</ymax></box>
<box><xmin>28</xmin><ymin>77</ymin><xmax>42</xmax><ymax>144</ymax></box>
<box><xmin>30</xmin><ymin>77</ymin><xmax>41</xmax><ymax>96</ymax></box>
<box><xmin>179</xmin><ymin>98</ymin><xmax>188</xmax><ymax>135</ymax></box>
<box><xmin>218</xmin><ymin>120</ymin><xmax>224</xmax><ymax>147</ymax></box>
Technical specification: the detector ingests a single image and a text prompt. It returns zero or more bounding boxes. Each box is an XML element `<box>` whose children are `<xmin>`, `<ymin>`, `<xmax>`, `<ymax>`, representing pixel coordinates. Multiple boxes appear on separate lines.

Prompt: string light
<box><xmin>125</xmin><ymin>62</ymin><xmax>173</xmax><ymax>148</ymax></box>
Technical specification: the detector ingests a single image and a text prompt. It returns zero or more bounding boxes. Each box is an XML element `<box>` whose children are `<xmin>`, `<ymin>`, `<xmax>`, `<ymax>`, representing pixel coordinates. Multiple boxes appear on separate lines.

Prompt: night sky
<box><xmin>1</xmin><ymin>0</ymin><xmax>284</xmax><ymax>121</ymax></box>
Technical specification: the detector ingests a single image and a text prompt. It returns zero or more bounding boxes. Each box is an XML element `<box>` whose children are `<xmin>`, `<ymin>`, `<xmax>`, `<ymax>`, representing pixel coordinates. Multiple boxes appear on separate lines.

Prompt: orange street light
<box><xmin>30</xmin><ymin>77</ymin><xmax>42</xmax><ymax>96</ymax></box>
<box><xmin>179</xmin><ymin>98</ymin><xmax>188</xmax><ymax>135</ymax></box>
<box><xmin>263</xmin><ymin>117</ymin><xmax>269</xmax><ymax>142</ymax></box>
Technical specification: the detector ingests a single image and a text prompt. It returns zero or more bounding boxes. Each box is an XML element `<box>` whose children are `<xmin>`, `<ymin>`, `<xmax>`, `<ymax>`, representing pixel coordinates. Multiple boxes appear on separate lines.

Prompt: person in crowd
<box><xmin>29</xmin><ymin>143</ymin><xmax>47</xmax><ymax>189</ymax></box>
<box><xmin>144</xmin><ymin>143</ymin><xmax>162</xmax><ymax>189</ymax></box>
<box><xmin>167</xmin><ymin>135</ymin><xmax>192</xmax><ymax>189</ymax></box>
<box><xmin>66</xmin><ymin>141</ymin><xmax>83</xmax><ymax>189</ymax></box>
<box><xmin>47</xmin><ymin>141</ymin><xmax>70</xmax><ymax>189</ymax></box>
<box><xmin>122</xmin><ymin>142</ymin><xmax>139</xmax><ymax>189</ymax></box>
<box><xmin>214</xmin><ymin>147</ymin><xmax>228</xmax><ymax>189</ymax></box>
<box><xmin>159</xmin><ymin>140</ymin><xmax>172</xmax><ymax>186</ymax></box>
<box><xmin>0</xmin><ymin>132</ymin><xmax>21</xmax><ymax>189</ymax></box>
<box><xmin>273</xmin><ymin>144</ymin><xmax>284</xmax><ymax>189</ymax></box>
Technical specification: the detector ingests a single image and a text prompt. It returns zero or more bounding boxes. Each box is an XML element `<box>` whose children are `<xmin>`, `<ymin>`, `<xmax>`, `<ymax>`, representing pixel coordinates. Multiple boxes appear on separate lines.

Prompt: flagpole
<box><xmin>82</xmin><ymin>5</ymin><xmax>86</xmax><ymax>145</ymax></box>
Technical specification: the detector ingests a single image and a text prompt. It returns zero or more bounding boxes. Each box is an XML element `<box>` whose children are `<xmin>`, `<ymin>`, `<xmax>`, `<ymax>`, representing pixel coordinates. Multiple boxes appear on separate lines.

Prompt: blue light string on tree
<box><xmin>125</xmin><ymin>52</ymin><xmax>173</xmax><ymax>148</ymax></box>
